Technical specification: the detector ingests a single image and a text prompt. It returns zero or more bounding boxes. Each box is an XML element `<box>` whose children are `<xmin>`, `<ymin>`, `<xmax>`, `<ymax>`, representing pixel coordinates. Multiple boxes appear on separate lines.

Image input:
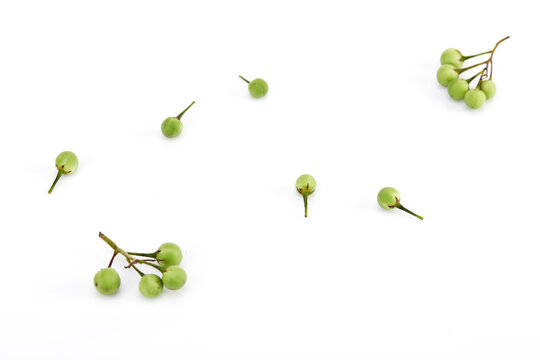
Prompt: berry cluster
<box><xmin>437</xmin><ymin>36</ymin><xmax>509</xmax><ymax>109</ymax></box>
<box><xmin>94</xmin><ymin>233</ymin><xmax>187</xmax><ymax>298</ymax></box>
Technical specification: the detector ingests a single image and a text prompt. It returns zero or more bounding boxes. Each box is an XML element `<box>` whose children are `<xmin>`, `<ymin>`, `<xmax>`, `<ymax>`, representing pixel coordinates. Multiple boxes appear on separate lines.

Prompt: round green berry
<box><xmin>94</xmin><ymin>268</ymin><xmax>121</xmax><ymax>295</ymax></box>
<box><xmin>157</xmin><ymin>242</ymin><xmax>183</xmax><ymax>268</ymax></box>
<box><xmin>49</xmin><ymin>151</ymin><xmax>78</xmax><ymax>194</ymax></box>
<box><xmin>139</xmin><ymin>274</ymin><xmax>163</xmax><ymax>298</ymax></box>
<box><xmin>440</xmin><ymin>48</ymin><xmax>464</xmax><ymax>68</ymax></box>
<box><xmin>464</xmin><ymin>88</ymin><xmax>486</xmax><ymax>109</ymax></box>
<box><xmin>480</xmin><ymin>80</ymin><xmax>496</xmax><ymax>99</ymax></box>
<box><xmin>377</xmin><ymin>187</ymin><xmax>400</xmax><ymax>210</ymax></box>
<box><xmin>447</xmin><ymin>79</ymin><xmax>469</xmax><ymax>100</ymax></box>
<box><xmin>248</xmin><ymin>78</ymin><xmax>268</xmax><ymax>98</ymax></box>
<box><xmin>437</xmin><ymin>64</ymin><xmax>459</xmax><ymax>86</ymax></box>
<box><xmin>296</xmin><ymin>174</ymin><xmax>316</xmax><ymax>217</ymax></box>
<box><xmin>162</xmin><ymin>265</ymin><xmax>187</xmax><ymax>290</ymax></box>
<box><xmin>161</xmin><ymin>117</ymin><xmax>183</xmax><ymax>138</ymax></box>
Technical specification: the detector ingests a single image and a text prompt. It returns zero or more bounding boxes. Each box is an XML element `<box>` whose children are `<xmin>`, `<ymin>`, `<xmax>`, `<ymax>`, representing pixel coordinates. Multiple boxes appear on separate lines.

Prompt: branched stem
<box><xmin>239</xmin><ymin>75</ymin><xmax>250</xmax><ymax>84</ymax></box>
<box><xmin>99</xmin><ymin>232</ymin><xmax>136</xmax><ymax>265</ymax></box>
<box><xmin>177</xmin><ymin>101</ymin><xmax>195</xmax><ymax>119</ymax></box>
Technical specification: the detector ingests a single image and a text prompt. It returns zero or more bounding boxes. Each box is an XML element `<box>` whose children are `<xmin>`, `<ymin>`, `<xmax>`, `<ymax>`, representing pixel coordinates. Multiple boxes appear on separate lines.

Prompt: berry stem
<box><xmin>107</xmin><ymin>251</ymin><xmax>118</xmax><ymax>268</ymax></box>
<box><xmin>127</xmin><ymin>251</ymin><xmax>158</xmax><ymax>258</ymax></box>
<box><xmin>141</xmin><ymin>260</ymin><xmax>164</xmax><ymax>272</ymax></box>
<box><xmin>98</xmin><ymin>232</ymin><xmax>136</xmax><ymax>264</ymax></box>
<box><xmin>131</xmin><ymin>264</ymin><xmax>144</xmax><ymax>277</ymax></box>
<box><xmin>177</xmin><ymin>101</ymin><xmax>195</xmax><ymax>119</ymax></box>
<box><xmin>487</xmin><ymin>35</ymin><xmax>509</xmax><ymax>80</ymax></box>
<box><xmin>48</xmin><ymin>169</ymin><xmax>63</xmax><ymax>194</ymax></box>
<box><xmin>466</xmin><ymin>70</ymin><xmax>484</xmax><ymax>83</ymax></box>
<box><xmin>302</xmin><ymin>192</ymin><xmax>309</xmax><ymax>217</ymax></box>
<box><xmin>239</xmin><ymin>75</ymin><xmax>250</xmax><ymax>84</ymax></box>
<box><xmin>396</xmin><ymin>204</ymin><xmax>423</xmax><ymax>220</ymax></box>
<box><xmin>462</xmin><ymin>50</ymin><xmax>492</xmax><ymax>60</ymax></box>
<box><xmin>458</xmin><ymin>60</ymin><xmax>489</xmax><ymax>73</ymax></box>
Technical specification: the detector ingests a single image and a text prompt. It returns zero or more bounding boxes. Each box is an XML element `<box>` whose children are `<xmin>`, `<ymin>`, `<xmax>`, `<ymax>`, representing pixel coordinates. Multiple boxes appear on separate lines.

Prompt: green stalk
<box><xmin>239</xmin><ymin>75</ymin><xmax>250</xmax><ymax>84</ymax></box>
<box><xmin>396</xmin><ymin>204</ymin><xmax>423</xmax><ymax>220</ymax></box>
<box><xmin>462</xmin><ymin>50</ymin><xmax>492</xmax><ymax>60</ymax></box>
<box><xmin>48</xmin><ymin>169</ymin><xmax>63</xmax><ymax>194</ymax></box>
<box><xmin>177</xmin><ymin>101</ymin><xmax>195</xmax><ymax>119</ymax></box>
<box><xmin>128</xmin><ymin>251</ymin><xmax>158</xmax><ymax>258</ymax></box>
<box><xmin>303</xmin><ymin>192</ymin><xmax>309</xmax><ymax>217</ymax></box>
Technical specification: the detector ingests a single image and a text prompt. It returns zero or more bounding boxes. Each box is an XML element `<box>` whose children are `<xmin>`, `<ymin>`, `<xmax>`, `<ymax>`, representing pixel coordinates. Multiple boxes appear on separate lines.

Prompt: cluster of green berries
<box><xmin>437</xmin><ymin>36</ymin><xmax>509</xmax><ymax>109</ymax></box>
<box><xmin>94</xmin><ymin>233</ymin><xmax>187</xmax><ymax>298</ymax></box>
<box><xmin>295</xmin><ymin>174</ymin><xmax>422</xmax><ymax>220</ymax></box>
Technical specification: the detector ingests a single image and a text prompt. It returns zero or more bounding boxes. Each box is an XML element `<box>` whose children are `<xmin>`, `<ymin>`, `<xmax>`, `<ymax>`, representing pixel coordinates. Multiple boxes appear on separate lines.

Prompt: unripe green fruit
<box><xmin>296</xmin><ymin>174</ymin><xmax>316</xmax><ymax>217</ymax></box>
<box><xmin>437</xmin><ymin>64</ymin><xmax>459</xmax><ymax>86</ymax></box>
<box><xmin>162</xmin><ymin>265</ymin><xmax>187</xmax><ymax>290</ymax></box>
<box><xmin>157</xmin><ymin>242</ymin><xmax>183</xmax><ymax>268</ymax></box>
<box><xmin>161</xmin><ymin>117</ymin><xmax>183</xmax><ymax>138</ymax></box>
<box><xmin>464</xmin><ymin>89</ymin><xmax>486</xmax><ymax>109</ymax></box>
<box><xmin>440</xmin><ymin>48</ymin><xmax>464</xmax><ymax>68</ymax></box>
<box><xmin>56</xmin><ymin>151</ymin><xmax>79</xmax><ymax>173</ymax></box>
<box><xmin>377</xmin><ymin>187</ymin><xmax>400</xmax><ymax>209</ymax></box>
<box><xmin>480</xmin><ymin>80</ymin><xmax>496</xmax><ymax>99</ymax></box>
<box><xmin>447</xmin><ymin>79</ymin><xmax>469</xmax><ymax>100</ymax></box>
<box><xmin>94</xmin><ymin>268</ymin><xmax>121</xmax><ymax>295</ymax></box>
<box><xmin>248</xmin><ymin>78</ymin><xmax>268</xmax><ymax>98</ymax></box>
<box><xmin>139</xmin><ymin>274</ymin><xmax>163</xmax><ymax>298</ymax></box>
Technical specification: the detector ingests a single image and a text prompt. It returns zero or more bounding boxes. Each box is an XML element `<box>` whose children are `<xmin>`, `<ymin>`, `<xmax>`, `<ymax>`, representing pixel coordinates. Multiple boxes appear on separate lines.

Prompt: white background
<box><xmin>0</xmin><ymin>0</ymin><xmax>539</xmax><ymax>359</ymax></box>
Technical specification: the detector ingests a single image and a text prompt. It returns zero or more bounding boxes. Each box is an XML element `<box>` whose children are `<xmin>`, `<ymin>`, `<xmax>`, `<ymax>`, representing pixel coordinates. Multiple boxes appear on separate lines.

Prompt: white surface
<box><xmin>0</xmin><ymin>1</ymin><xmax>539</xmax><ymax>359</ymax></box>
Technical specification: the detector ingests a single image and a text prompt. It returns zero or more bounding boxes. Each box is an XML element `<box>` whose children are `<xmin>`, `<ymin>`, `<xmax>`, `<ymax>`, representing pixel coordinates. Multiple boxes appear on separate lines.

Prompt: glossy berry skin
<box><xmin>440</xmin><ymin>48</ymin><xmax>464</xmax><ymax>68</ymax></box>
<box><xmin>437</xmin><ymin>65</ymin><xmax>459</xmax><ymax>86</ymax></box>
<box><xmin>480</xmin><ymin>80</ymin><xmax>496</xmax><ymax>99</ymax></box>
<box><xmin>377</xmin><ymin>187</ymin><xmax>400</xmax><ymax>209</ymax></box>
<box><xmin>162</xmin><ymin>265</ymin><xmax>187</xmax><ymax>290</ymax></box>
<box><xmin>464</xmin><ymin>89</ymin><xmax>486</xmax><ymax>109</ymax></box>
<box><xmin>157</xmin><ymin>242</ymin><xmax>183</xmax><ymax>268</ymax></box>
<box><xmin>161</xmin><ymin>117</ymin><xmax>183</xmax><ymax>138</ymax></box>
<box><xmin>296</xmin><ymin>175</ymin><xmax>316</xmax><ymax>194</ymax></box>
<box><xmin>56</xmin><ymin>151</ymin><xmax>78</xmax><ymax>173</ymax></box>
<box><xmin>94</xmin><ymin>268</ymin><xmax>121</xmax><ymax>295</ymax></box>
<box><xmin>447</xmin><ymin>79</ymin><xmax>469</xmax><ymax>100</ymax></box>
<box><xmin>248</xmin><ymin>78</ymin><xmax>268</xmax><ymax>98</ymax></box>
<box><xmin>139</xmin><ymin>274</ymin><xmax>163</xmax><ymax>298</ymax></box>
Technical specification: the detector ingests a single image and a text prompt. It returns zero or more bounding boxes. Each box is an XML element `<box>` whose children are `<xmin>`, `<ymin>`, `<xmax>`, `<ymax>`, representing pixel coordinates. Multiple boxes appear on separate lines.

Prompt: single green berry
<box><xmin>239</xmin><ymin>75</ymin><xmax>268</xmax><ymax>98</ymax></box>
<box><xmin>464</xmin><ymin>88</ymin><xmax>486</xmax><ymax>109</ymax></box>
<box><xmin>48</xmin><ymin>151</ymin><xmax>78</xmax><ymax>194</ymax></box>
<box><xmin>162</xmin><ymin>265</ymin><xmax>187</xmax><ymax>290</ymax></box>
<box><xmin>157</xmin><ymin>242</ymin><xmax>183</xmax><ymax>268</ymax></box>
<box><xmin>296</xmin><ymin>174</ymin><xmax>316</xmax><ymax>217</ymax></box>
<box><xmin>161</xmin><ymin>101</ymin><xmax>195</xmax><ymax>138</ymax></box>
<box><xmin>94</xmin><ymin>268</ymin><xmax>121</xmax><ymax>295</ymax></box>
<box><xmin>437</xmin><ymin>64</ymin><xmax>459</xmax><ymax>86</ymax></box>
<box><xmin>440</xmin><ymin>48</ymin><xmax>464</xmax><ymax>68</ymax></box>
<box><xmin>447</xmin><ymin>79</ymin><xmax>469</xmax><ymax>100</ymax></box>
<box><xmin>139</xmin><ymin>274</ymin><xmax>163</xmax><ymax>298</ymax></box>
<box><xmin>480</xmin><ymin>80</ymin><xmax>496</xmax><ymax>99</ymax></box>
<box><xmin>377</xmin><ymin>187</ymin><xmax>423</xmax><ymax>220</ymax></box>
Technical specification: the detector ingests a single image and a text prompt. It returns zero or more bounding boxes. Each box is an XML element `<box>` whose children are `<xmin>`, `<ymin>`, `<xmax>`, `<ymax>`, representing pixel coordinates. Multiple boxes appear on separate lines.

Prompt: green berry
<box><xmin>157</xmin><ymin>242</ymin><xmax>183</xmax><ymax>268</ymax></box>
<box><xmin>377</xmin><ymin>187</ymin><xmax>423</xmax><ymax>220</ymax></box>
<box><xmin>139</xmin><ymin>274</ymin><xmax>163</xmax><ymax>298</ymax></box>
<box><xmin>160</xmin><ymin>101</ymin><xmax>195</xmax><ymax>138</ymax></box>
<box><xmin>480</xmin><ymin>80</ymin><xmax>496</xmax><ymax>99</ymax></box>
<box><xmin>161</xmin><ymin>117</ymin><xmax>183</xmax><ymax>138</ymax></box>
<box><xmin>447</xmin><ymin>79</ymin><xmax>469</xmax><ymax>100</ymax></box>
<box><xmin>296</xmin><ymin>174</ymin><xmax>316</xmax><ymax>217</ymax></box>
<box><xmin>440</xmin><ymin>48</ymin><xmax>464</xmax><ymax>68</ymax></box>
<box><xmin>437</xmin><ymin>64</ymin><xmax>459</xmax><ymax>86</ymax></box>
<box><xmin>94</xmin><ymin>268</ymin><xmax>121</xmax><ymax>295</ymax></box>
<box><xmin>162</xmin><ymin>265</ymin><xmax>187</xmax><ymax>290</ymax></box>
<box><xmin>48</xmin><ymin>151</ymin><xmax>78</xmax><ymax>194</ymax></box>
<box><xmin>239</xmin><ymin>75</ymin><xmax>268</xmax><ymax>98</ymax></box>
<box><xmin>464</xmin><ymin>88</ymin><xmax>486</xmax><ymax>109</ymax></box>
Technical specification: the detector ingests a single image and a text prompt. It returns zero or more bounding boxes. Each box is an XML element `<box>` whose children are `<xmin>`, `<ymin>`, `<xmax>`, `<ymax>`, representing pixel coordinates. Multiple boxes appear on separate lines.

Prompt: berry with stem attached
<box><xmin>239</xmin><ymin>75</ymin><xmax>268</xmax><ymax>98</ymax></box>
<box><xmin>377</xmin><ymin>187</ymin><xmax>423</xmax><ymax>220</ymax></box>
<box><xmin>161</xmin><ymin>101</ymin><xmax>195</xmax><ymax>138</ymax></box>
<box><xmin>139</xmin><ymin>274</ymin><xmax>163</xmax><ymax>298</ymax></box>
<box><xmin>94</xmin><ymin>268</ymin><xmax>121</xmax><ymax>295</ymax></box>
<box><xmin>296</xmin><ymin>174</ymin><xmax>316</xmax><ymax>217</ymax></box>
<box><xmin>448</xmin><ymin>70</ymin><xmax>484</xmax><ymax>100</ymax></box>
<box><xmin>127</xmin><ymin>242</ymin><xmax>182</xmax><ymax>268</ymax></box>
<box><xmin>48</xmin><ymin>151</ymin><xmax>78</xmax><ymax>194</ymax></box>
<box><xmin>162</xmin><ymin>265</ymin><xmax>187</xmax><ymax>290</ymax></box>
